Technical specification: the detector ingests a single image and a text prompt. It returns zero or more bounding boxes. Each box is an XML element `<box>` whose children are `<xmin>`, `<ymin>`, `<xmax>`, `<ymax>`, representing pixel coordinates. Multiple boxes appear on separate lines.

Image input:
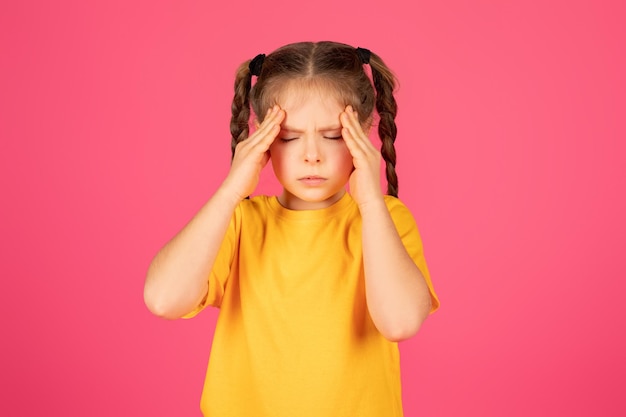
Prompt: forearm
<box><xmin>359</xmin><ymin>199</ymin><xmax>432</xmax><ymax>342</ymax></box>
<box><xmin>143</xmin><ymin>185</ymin><xmax>240</xmax><ymax>319</ymax></box>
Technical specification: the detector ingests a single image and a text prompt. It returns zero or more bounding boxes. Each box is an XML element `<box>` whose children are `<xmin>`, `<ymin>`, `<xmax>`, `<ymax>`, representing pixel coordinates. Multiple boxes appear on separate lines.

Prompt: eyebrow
<box><xmin>281</xmin><ymin>125</ymin><xmax>342</xmax><ymax>133</ymax></box>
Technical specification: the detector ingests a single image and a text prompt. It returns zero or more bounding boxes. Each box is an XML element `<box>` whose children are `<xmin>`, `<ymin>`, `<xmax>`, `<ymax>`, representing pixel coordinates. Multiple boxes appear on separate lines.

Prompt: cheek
<box><xmin>334</xmin><ymin>145</ymin><xmax>354</xmax><ymax>172</ymax></box>
<box><xmin>269</xmin><ymin>145</ymin><xmax>293</xmax><ymax>173</ymax></box>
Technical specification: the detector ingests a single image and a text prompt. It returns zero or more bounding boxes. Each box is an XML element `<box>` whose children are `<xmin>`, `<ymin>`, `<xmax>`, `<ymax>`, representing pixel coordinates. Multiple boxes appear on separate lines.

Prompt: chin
<box><xmin>280</xmin><ymin>189</ymin><xmax>338</xmax><ymax>210</ymax></box>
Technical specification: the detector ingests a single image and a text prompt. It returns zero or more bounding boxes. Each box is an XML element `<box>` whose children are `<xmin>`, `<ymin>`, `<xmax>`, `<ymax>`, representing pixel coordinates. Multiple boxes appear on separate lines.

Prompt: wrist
<box><xmin>356</xmin><ymin>195</ymin><xmax>387</xmax><ymax>216</ymax></box>
<box><xmin>214</xmin><ymin>184</ymin><xmax>246</xmax><ymax>209</ymax></box>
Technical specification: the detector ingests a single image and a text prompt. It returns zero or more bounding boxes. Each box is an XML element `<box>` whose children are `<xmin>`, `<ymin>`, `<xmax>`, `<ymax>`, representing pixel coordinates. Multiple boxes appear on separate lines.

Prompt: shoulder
<box><xmin>235</xmin><ymin>195</ymin><xmax>273</xmax><ymax>212</ymax></box>
<box><xmin>383</xmin><ymin>194</ymin><xmax>406</xmax><ymax>209</ymax></box>
<box><xmin>239</xmin><ymin>195</ymin><xmax>271</xmax><ymax>209</ymax></box>
<box><xmin>383</xmin><ymin>195</ymin><xmax>415</xmax><ymax>221</ymax></box>
<box><xmin>233</xmin><ymin>195</ymin><xmax>275</xmax><ymax>222</ymax></box>
<box><xmin>381</xmin><ymin>195</ymin><xmax>422</xmax><ymax>239</ymax></box>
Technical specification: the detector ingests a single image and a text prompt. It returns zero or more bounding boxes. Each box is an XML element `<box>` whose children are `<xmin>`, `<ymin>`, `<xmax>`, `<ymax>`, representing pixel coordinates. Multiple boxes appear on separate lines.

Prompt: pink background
<box><xmin>1</xmin><ymin>0</ymin><xmax>624</xmax><ymax>415</ymax></box>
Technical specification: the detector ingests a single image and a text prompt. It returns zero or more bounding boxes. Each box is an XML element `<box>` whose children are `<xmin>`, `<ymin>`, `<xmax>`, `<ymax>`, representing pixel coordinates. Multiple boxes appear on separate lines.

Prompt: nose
<box><xmin>303</xmin><ymin>137</ymin><xmax>321</xmax><ymax>163</ymax></box>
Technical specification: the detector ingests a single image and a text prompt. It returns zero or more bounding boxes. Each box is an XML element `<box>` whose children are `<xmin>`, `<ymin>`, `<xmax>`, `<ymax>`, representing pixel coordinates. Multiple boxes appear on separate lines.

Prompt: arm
<box><xmin>341</xmin><ymin>106</ymin><xmax>431</xmax><ymax>341</ymax></box>
<box><xmin>144</xmin><ymin>106</ymin><xmax>285</xmax><ymax>319</ymax></box>
<box><xmin>143</xmin><ymin>187</ymin><xmax>240</xmax><ymax>320</ymax></box>
<box><xmin>359</xmin><ymin>200</ymin><xmax>432</xmax><ymax>342</ymax></box>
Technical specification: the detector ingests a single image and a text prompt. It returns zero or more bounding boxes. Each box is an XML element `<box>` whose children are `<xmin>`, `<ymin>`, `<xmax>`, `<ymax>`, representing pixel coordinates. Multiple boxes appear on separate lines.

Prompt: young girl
<box><xmin>144</xmin><ymin>41</ymin><xmax>439</xmax><ymax>417</ymax></box>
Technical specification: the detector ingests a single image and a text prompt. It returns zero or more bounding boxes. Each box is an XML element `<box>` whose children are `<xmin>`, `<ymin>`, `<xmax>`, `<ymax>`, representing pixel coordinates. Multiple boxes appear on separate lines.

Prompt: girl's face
<box><xmin>268</xmin><ymin>87</ymin><xmax>354</xmax><ymax>210</ymax></box>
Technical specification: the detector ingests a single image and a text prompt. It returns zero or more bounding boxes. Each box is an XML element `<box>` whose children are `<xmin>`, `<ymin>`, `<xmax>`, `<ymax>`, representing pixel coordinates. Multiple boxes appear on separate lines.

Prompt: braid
<box><xmin>229</xmin><ymin>61</ymin><xmax>253</xmax><ymax>160</ymax></box>
<box><xmin>233</xmin><ymin>42</ymin><xmax>401</xmax><ymax>197</ymax></box>
<box><xmin>369</xmin><ymin>53</ymin><xmax>399</xmax><ymax>197</ymax></box>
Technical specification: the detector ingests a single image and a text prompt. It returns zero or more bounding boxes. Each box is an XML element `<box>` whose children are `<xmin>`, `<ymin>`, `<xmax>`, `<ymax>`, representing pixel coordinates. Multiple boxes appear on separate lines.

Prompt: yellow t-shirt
<box><xmin>184</xmin><ymin>192</ymin><xmax>439</xmax><ymax>417</ymax></box>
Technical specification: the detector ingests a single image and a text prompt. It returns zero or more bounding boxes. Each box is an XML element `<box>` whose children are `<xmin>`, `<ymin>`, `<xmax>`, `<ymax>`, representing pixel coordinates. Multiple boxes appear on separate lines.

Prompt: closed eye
<box><xmin>324</xmin><ymin>136</ymin><xmax>343</xmax><ymax>140</ymax></box>
<box><xmin>280</xmin><ymin>137</ymin><xmax>298</xmax><ymax>142</ymax></box>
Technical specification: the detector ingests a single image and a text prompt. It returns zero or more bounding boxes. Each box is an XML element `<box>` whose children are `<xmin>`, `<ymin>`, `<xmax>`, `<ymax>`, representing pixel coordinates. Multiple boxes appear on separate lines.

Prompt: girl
<box><xmin>144</xmin><ymin>41</ymin><xmax>439</xmax><ymax>417</ymax></box>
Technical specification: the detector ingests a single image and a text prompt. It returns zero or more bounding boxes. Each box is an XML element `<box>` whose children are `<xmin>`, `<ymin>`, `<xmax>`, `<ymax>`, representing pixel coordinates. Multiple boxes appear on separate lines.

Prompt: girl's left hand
<box><xmin>340</xmin><ymin>105</ymin><xmax>384</xmax><ymax>207</ymax></box>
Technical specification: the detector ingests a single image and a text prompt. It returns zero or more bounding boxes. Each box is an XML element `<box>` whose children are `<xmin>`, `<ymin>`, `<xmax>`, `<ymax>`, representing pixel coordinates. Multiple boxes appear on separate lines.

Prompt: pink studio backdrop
<box><xmin>1</xmin><ymin>1</ymin><xmax>624</xmax><ymax>416</ymax></box>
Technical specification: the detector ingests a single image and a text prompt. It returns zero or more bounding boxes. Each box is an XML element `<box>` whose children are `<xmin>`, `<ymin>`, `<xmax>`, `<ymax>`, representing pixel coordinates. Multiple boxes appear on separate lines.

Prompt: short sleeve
<box><xmin>385</xmin><ymin>196</ymin><xmax>440</xmax><ymax>314</ymax></box>
<box><xmin>181</xmin><ymin>203</ymin><xmax>241</xmax><ymax>318</ymax></box>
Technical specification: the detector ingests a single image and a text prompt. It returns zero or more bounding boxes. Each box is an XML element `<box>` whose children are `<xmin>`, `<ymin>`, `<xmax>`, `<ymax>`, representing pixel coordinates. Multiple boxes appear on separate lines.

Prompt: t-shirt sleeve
<box><xmin>385</xmin><ymin>196</ymin><xmax>440</xmax><ymax>314</ymax></box>
<box><xmin>181</xmin><ymin>203</ymin><xmax>241</xmax><ymax>319</ymax></box>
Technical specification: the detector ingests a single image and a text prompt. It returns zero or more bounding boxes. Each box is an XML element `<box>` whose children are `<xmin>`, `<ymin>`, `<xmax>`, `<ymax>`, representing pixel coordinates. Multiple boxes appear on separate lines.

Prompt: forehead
<box><xmin>276</xmin><ymin>79</ymin><xmax>344</xmax><ymax>108</ymax></box>
<box><xmin>276</xmin><ymin>81</ymin><xmax>344</xmax><ymax>128</ymax></box>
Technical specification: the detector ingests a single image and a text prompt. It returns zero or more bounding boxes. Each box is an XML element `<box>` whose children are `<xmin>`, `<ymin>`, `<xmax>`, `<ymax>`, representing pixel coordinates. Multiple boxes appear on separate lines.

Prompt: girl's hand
<box><xmin>222</xmin><ymin>105</ymin><xmax>285</xmax><ymax>201</ymax></box>
<box><xmin>340</xmin><ymin>105</ymin><xmax>384</xmax><ymax>207</ymax></box>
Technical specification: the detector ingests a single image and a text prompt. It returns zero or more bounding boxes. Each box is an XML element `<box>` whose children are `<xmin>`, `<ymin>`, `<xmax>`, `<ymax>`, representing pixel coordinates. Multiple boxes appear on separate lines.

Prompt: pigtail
<box><xmin>368</xmin><ymin>53</ymin><xmax>399</xmax><ymax>197</ymax></box>
<box><xmin>230</xmin><ymin>61</ymin><xmax>253</xmax><ymax>160</ymax></box>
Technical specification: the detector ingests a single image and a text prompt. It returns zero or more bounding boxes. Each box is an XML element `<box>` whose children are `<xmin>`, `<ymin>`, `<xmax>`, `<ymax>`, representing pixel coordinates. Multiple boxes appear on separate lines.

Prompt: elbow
<box><xmin>143</xmin><ymin>277</ymin><xmax>189</xmax><ymax>320</ymax></box>
<box><xmin>379</xmin><ymin>320</ymin><xmax>422</xmax><ymax>343</ymax></box>
<box><xmin>377</xmin><ymin>300</ymin><xmax>432</xmax><ymax>342</ymax></box>
<box><xmin>143</xmin><ymin>262</ymin><xmax>194</xmax><ymax>320</ymax></box>
<box><xmin>144</xmin><ymin>303</ymin><xmax>181</xmax><ymax>321</ymax></box>
<box><xmin>143</xmin><ymin>288</ymin><xmax>182</xmax><ymax>320</ymax></box>
<box><xmin>143</xmin><ymin>277</ymin><xmax>207</xmax><ymax>320</ymax></box>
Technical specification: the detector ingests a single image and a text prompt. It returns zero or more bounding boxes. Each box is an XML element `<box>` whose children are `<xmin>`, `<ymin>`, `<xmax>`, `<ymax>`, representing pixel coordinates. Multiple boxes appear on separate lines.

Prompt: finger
<box><xmin>341</xmin><ymin>110</ymin><xmax>368</xmax><ymax>155</ymax></box>
<box><xmin>341</xmin><ymin>122</ymin><xmax>368</xmax><ymax>161</ymax></box>
<box><xmin>253</xmin><ymin>106</ymin><xmax>279</xmax><ymax>135</ymax></box>
<box><xmin>248</xmin><ymin>106</ymin><xmax>283</xmax><ymax>145</ymax></box>
<box><xmin>343</xmin><ymin>107</ymin><xmax>378</xmax><ymax>155</ymax></box>
<box><xmin>259</xmin><ymin>107</ymin><xmax>284</xmax><ymax>142</ymax></box>
<box><xmin>341</xmin><ymin>107</ymin><xmax>368</xmax><ymax>143</ymax></box>
<box><xmin>252</xmin><ymin>107</ymin><xmax>285</xmax><ymax>150</ymax></box>
<box><xmin>260</xmin><ymin>105</ymin><xmax>283</xmax><ymax>127</ymax></box>
<box><xmin>344</xmin><ymin>106</ymin><xmax>363</xmax><ymax>129</ymax></box>
<box><xmin>233</xmin><ymin>109</ymin><xmax>281</xmax><ymax>161</ymax></box>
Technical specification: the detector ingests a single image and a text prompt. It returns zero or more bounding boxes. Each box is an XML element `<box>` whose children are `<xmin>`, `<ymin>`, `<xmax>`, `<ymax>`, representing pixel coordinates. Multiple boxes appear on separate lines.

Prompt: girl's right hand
<box><xmin>221</xmin><ymin>105</ymin><xmax>285</xmax><ymax>201</ymax></box>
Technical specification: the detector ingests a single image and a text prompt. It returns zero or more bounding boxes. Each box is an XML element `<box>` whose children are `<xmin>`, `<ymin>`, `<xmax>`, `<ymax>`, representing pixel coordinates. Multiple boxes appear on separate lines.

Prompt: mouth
<box><xmin>298</xmin><ymin>176</ymin><xmax>327</xmax><ymax>185</ymax></box>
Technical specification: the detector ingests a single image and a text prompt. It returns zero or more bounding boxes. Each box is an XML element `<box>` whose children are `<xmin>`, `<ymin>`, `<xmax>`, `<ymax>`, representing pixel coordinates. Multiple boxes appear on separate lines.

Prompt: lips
<box><xmin>298</xmin><ymin>175</ymin><xmax>327</xmax><ymax>185</ymax></box>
